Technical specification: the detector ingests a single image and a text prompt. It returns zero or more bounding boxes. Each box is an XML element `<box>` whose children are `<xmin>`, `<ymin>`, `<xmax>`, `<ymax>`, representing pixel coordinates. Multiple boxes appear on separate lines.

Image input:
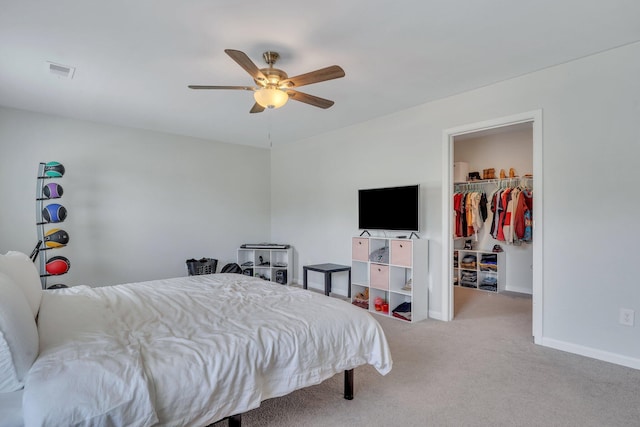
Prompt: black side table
<box><xmin>303</xmin><ymin>263</ymin><xmax>351</xmax><ymax>297</ymax></box>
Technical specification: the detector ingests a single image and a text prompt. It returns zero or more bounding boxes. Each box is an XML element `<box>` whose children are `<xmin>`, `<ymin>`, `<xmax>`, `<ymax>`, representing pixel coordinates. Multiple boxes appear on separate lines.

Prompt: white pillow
<box><xmin>0</xmin><ymin>389</ymin><xmax>23</xmax><ymax>426</ymax></box>
<box><xmin>0</xmin><ymin>331</ymin><xmax>22</xmax><ymax>392</ymax></box>
<box><xmin>0</xmin><ymin>251</ymin><xmax>43</xmax><ymax>318</ymax></box>
<box><xmin>0</xmin><ymin>273</ymin><xmax>39</xmax><ymax>392</ymax></box>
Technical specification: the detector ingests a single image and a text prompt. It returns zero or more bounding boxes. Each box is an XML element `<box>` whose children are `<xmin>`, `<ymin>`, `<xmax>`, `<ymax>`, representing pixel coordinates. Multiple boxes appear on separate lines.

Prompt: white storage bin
<box><xmin>454</xmin><ymin>162</ymin><xmax>469</xmax><ymax>183</ymax></box>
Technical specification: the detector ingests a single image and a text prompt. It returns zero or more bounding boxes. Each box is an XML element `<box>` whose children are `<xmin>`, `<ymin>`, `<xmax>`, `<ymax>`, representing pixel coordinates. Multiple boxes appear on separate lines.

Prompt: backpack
<box><xmin>220</xmin><ymin>263</ymin><xmax>243</xmax><ymax>274</ymax></box>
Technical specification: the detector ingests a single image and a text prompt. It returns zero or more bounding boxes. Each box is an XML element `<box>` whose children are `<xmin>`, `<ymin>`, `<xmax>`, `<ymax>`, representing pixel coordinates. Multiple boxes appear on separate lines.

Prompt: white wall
<box><xmin>454</xmin><ymin>125</ymin><xmax>533</xmax><ymax>179</ymax></box>
<box><xmin>270</xmin><ymin>124</ymin><xmax>441</xmax><ymax>295</ymax></box>
<box><xmin>271</xmin><ymin>42</ymin><xmax>640</xmax><ymax>367</ymax></box>
<box><xmin>0</xmin><ymin>107</ymin><xmax>271</xmax><ymax>286</ymax></box>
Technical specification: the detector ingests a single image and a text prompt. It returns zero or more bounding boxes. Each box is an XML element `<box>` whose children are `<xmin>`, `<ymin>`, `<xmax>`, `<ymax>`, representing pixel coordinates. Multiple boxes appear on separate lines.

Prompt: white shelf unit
<box><xmin>237</xmin><ymin>247</ymin><xmax>293</xmax><ymax>285</ymax></box>
<box><xmin>453</xmin><ymin>249</ymin><xmax>505</xmax><ymax>293</ymax></box>
<box><xmin>350</xmin><ymin>236</ymin><xmax>428</xmax><ymax>323</ymax></box>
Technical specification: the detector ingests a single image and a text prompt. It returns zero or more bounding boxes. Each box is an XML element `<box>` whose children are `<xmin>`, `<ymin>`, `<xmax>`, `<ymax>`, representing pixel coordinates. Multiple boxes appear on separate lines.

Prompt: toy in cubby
<box><xmin>374</xmin><ymin>296</ymin><xmax>389</xmax><ymax>314</ymax></box>
<box><xmin>352</xmin><ymin>288</ymin><xmax>369</xmax><ymax>309</ymax></box>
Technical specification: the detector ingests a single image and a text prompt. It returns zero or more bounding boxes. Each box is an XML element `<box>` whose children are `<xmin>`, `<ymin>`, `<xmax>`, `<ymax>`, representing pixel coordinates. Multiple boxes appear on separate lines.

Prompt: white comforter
<box><xmin>23</xmin><ymin>274</ymin><xmax>392</xmax><ymax>426</ymax></box>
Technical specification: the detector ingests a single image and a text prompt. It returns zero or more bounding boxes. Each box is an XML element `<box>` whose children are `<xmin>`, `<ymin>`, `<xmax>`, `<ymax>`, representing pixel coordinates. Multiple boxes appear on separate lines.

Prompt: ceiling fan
<box><xmin>188</xmin><ymin>49</ymin><xmax>345</xmax><ymax>113</ymax></box>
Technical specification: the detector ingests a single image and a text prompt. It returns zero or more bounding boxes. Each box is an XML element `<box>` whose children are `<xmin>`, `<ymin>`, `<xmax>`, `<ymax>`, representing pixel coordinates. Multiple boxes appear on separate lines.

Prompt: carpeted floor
<box><xmin>215</xmin><ymin>287</ymin><xmax>640</xmax><ymax>426</ymax></box>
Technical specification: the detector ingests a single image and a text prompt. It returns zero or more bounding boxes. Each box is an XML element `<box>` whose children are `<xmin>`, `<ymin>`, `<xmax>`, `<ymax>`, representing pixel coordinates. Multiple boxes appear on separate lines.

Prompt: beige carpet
<box><xmin>215</xmin><ymin>287</ymin><xmax>640</xmax><ymax>426</ymax></box>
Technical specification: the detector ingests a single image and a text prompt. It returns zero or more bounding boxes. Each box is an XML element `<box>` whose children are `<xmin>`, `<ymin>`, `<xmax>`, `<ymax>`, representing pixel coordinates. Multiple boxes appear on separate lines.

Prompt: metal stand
<box><xmin>35</xmin><ymin>163</ymin><xmax>47</xmax><ymax>289</ymax></box>
<box><xmin>35</xmin><ymin>162</ymin><xmax>69</xmax><ymax>289</ymax></box>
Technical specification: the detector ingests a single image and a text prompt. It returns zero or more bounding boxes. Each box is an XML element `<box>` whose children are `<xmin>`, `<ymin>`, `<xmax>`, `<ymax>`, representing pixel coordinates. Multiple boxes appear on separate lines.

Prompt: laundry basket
<box><xmin>186</xmin><ymin>258</ymin><xmax>218</xmax><ymax>276</ymax></box>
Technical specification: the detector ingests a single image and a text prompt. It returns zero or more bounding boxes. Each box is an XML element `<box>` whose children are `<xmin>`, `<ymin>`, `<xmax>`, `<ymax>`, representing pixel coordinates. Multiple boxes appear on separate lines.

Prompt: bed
<box><xmin>0</xmin><ymin>251</ymin><xmax>392</xmax><ymax>426</ymax></box>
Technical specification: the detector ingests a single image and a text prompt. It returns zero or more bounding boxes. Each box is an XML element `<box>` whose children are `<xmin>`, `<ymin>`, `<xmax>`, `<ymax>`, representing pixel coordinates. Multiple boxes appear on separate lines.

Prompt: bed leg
<box><xmin>228</xmin><ymin>413</ymin><xmax>241</xmax><ymax>427</ymax></box>
<box><xmin>344</xmin><ymin>369</ymin><xmax>354</xmax><ymax>400</ymax></box>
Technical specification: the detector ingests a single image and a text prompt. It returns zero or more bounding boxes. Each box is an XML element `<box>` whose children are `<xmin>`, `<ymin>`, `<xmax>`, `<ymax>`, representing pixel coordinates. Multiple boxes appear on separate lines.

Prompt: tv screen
<box><xmin>358</xmin><ymin>185</ymin><xmax>419</xmax><ymax>231</ymax></box>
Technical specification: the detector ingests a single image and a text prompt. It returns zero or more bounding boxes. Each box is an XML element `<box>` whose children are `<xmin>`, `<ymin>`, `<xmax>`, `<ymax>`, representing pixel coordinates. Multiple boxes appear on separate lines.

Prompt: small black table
<box><xmin>303</xmin><ymin>263</ymin><xmax>351</xmax><ymax>297</ymax></box>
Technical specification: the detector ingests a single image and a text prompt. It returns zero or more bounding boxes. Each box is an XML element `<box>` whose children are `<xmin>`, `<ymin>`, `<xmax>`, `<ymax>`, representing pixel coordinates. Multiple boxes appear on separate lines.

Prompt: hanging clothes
<box><xmin>513</xmin><ymin>188</ymin><xmax>529</xmax><ymax>240</ymax></box>
<box><xmin>453</xmin><ymin>192</ymin><xmax>464</xmax><ymax>237</ymax></box>
<box><xmin>503</xmin><ymin>187</ymin><xmax>520</xmax><ymax>243</ymax></box>
<box><xmin>453</xmin><ymin>188</ymin><xmax>488</xmax><ymax>238</ymax></box>
<box><xmin>454</xmin><ymin>177</ymin><xmax>532</xmax><ymax>243</ymax></box>
<box><xmin>490</xmin><ymin>179</ymin><xmax>533</xmax><ymax>244</ymax></box>
<box><xmin>520</xmin><ymin>187</ymin><xmax>533</xmax><ymax>243</ymax></box>
<box><xmin>496</xmin><ymin>187</ymin><xmax>512</xmax><ymax>242</ymax></box>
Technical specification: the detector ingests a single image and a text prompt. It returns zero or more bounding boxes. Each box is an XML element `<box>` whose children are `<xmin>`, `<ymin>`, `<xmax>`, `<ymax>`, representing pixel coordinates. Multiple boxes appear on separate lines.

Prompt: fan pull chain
<box><xmin>268</xmin><ymin>112</ymin><xmax>273</xmax><ymax>148</ymax></box>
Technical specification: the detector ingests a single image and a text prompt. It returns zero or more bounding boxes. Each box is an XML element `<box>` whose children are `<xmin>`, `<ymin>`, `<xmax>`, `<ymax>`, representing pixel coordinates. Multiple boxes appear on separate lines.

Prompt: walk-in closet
<box><xmin>451</xmin><ymin>122</ymin><xmax>533</xmax><ymax>318</ymax></box>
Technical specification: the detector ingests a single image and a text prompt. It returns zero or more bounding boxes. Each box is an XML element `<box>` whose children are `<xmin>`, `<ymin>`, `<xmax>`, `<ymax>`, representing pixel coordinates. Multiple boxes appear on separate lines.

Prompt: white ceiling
<box><xmin>2</xmin><ymin>1</ymin><xmax>640</xmax><ymax>149</ymax></box>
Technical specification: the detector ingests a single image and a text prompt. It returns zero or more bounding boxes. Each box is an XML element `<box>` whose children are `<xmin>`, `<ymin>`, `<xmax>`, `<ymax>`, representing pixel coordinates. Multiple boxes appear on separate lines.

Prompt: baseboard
<box><xmin>503</xmin><ymin>286</ymin><xmax>532</xmax><ymax>295</ymax></box>
<box><xmin>428</xmin><ymin>309</ymin><xmax>444</xmax><ymax>321</ymax></box>
<box><xmin>541</xmin><ymin>337</ymin><xmax>640</xmax><ymax>370</ymax></box>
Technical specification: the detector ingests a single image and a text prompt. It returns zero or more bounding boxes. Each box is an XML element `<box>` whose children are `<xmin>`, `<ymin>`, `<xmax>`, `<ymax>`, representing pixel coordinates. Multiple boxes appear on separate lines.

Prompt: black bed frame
<box><xmin>213</xmin><ymin>369</ymin><xmax>354</xmax><ymax>426</ymax></box>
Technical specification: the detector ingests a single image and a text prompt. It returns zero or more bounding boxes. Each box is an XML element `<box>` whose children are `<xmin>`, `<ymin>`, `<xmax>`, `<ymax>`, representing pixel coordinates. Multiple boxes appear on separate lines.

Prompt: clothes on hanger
<box><xmin>453</xmin><ymin>189</ymin><xmax>488</xmax><ymax>238</ymax></box>
<box><xmin>490</xmin><ymin>181</ymin><xmax>533</xmax><ymax>244</ymax></box>
<box><xmin>454</xmin><ymin>178</ymin><xmax>533</xmax><ymax>244</ymax></box>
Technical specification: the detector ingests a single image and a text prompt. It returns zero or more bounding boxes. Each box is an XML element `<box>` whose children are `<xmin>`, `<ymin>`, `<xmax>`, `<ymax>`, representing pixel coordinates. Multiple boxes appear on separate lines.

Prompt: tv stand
<box><xmin>350</xmin><ymin>236</ymin><xmax>428</xmax><ymax>322</ymax></box>
<box><xmin>359</xmin><ymin>230</ymin><xmax>371</xmax><ymax>237</ymax></box>
<box><xmin>409</xmin><ymin>232</ymin><xmax>420</xmax><ymax>239</ymax></box>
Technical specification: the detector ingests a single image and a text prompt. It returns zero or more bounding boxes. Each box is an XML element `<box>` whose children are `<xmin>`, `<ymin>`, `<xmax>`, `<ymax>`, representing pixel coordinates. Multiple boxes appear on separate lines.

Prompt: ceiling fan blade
<box><xmin>285</xmin><ymin>90</ymin><xmax>335</xmax><ymax>109</ymax></box>
<box><xmin>280</xmin><ymin>65</ymin><xmax>345</xmax><ymax>88</ymax></box>
<box><xmin>224</xmin><ymin>49</ymin><xmax>267</xmax><ymax>83</ymax></box>
<box><xmin>188</xmin><ymin>85</ymin><xmax>255</xmax><ymax>90</ymax></box>
<box><xmin>249</xmin><ymin>103</ymin><xmax>265</xmax><ymax>114</ymax></box>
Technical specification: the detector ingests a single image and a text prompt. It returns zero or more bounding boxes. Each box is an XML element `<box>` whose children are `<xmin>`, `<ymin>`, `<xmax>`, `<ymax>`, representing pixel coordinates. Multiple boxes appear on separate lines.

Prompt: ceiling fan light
<box><xmin>254</xmin><ymin>87</ymin><xmax>288</xmax><ymax>109</ymax></box>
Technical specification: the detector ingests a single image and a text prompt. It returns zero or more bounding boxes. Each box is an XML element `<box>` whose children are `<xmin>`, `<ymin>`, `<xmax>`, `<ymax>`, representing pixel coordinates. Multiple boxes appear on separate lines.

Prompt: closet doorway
<box><xmin>441</xmin><ymin>111</ymin><xmax>543</xmax><ymax>343</ymax></box>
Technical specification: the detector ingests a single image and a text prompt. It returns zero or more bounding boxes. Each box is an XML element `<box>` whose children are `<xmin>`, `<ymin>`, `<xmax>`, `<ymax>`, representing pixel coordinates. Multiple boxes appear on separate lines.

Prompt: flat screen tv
<box><xmin>358</xmin><ymin>185</ymin><xmax>419</xmax><ymax>231</ymax></box>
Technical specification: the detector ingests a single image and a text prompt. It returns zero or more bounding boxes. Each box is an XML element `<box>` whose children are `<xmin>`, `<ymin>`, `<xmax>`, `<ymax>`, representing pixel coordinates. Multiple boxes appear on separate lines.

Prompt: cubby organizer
<box><xmin>453</xmin><ymin>249</ymin><xmax>505</xmax><ymax>292</ymax></box>
<box><xmin>35</xmin><ymin>161</ymin><xmax>70</xmax><ymax>289</ymax></box>
<box><xmin>351</xmin><ymin>236</ymin><xmax>428</xmax><ymax>323</ymax></box>
<box><xmin>237</xmin><ymin>246</ymin><xmax>293</xmax><ymax>285</ymax></box>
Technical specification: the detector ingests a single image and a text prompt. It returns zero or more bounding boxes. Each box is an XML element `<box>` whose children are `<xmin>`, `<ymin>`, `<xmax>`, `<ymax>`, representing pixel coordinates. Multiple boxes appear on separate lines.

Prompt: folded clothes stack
<box><xmin>392</xmin><ymin>301</ymin><xmax>412</xmax><ymax>321</ymax></box>
<box><xmin>460</xmin><ymin>255</ymin><xmax>477</xmax><ymax>269</ymax></box>
<box><xmin>479</xmin><ymin>253</ymin><xmax>498</xmax><ymax>271</ymax></box>
<box><xmin>479</xmin><ymin>276</ymin><xmax>498</xmax><ymax>291</ymax></box>
<box><xmin>460</xmin><ymin>270</ymin><xmax>477</xmax><ymax>288</ymax></box>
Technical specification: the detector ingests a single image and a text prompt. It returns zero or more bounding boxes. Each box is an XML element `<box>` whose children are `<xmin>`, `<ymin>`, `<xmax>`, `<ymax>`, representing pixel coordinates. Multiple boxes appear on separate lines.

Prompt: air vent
<box><xmin>46</xmin><ymin>61</ymin><xmax>75</xmax><ymax>79</ymax></box>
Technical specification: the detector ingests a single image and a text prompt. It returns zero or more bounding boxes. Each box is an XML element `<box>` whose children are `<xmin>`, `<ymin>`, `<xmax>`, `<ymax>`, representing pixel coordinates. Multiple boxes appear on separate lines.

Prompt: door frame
<box><xmin>441</xmin><ymin>110</ymin><xmax>543</xmax><ymax>343</ymax></box>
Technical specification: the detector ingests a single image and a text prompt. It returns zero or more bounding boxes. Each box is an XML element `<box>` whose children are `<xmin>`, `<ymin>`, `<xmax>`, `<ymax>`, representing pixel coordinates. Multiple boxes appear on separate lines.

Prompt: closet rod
<box><xmin>454</xmin><ymin>176</ymin><xmax>532</xmax><ymax>187</ymax></box>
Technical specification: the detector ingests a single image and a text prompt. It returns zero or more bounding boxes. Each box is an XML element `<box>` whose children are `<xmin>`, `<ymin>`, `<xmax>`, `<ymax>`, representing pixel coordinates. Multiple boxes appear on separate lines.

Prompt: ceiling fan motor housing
<box><xmin>256</xmin><ymin>68</ymin><xmax>288</xmax><ymax>87</ymax></box>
